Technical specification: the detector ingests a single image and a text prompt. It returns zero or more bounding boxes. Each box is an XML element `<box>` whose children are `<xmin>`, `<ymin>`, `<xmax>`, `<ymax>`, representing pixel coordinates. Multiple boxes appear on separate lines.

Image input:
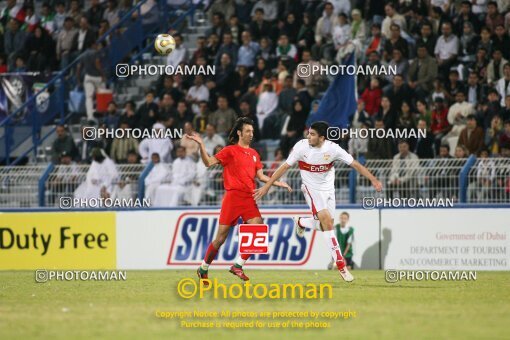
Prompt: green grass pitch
<box><xmin>1</xmin><ymin>270</ymin><xmax>508</xmax><ymax>339</ymax></box>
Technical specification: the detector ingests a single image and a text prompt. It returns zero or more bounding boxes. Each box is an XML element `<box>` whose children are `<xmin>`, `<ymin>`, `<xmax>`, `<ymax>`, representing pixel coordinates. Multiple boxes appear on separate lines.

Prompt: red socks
<box><xmin>204</xmin><ymin>243</ymin><xmax>218</xmax><ymax>264</ymax></box>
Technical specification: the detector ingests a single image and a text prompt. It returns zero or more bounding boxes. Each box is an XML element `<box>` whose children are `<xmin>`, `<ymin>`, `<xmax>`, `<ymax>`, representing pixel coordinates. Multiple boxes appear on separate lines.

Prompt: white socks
<box><xmin>235</xmin><ymin>256</ymin><xmax>247</xmax><ymax>267</ymax></box>
<box><xmin>297</xmin><ymin>218</ymin><xmax>345</xmax><ymax>267</ymax></box>
<box><xmin>200</xmin><ymin>261</ymin><xmax>209</xmax><ymax>271</ymax></box>
<box><xmin>298</xmin><ymin>217</ymin><xmax>323</xmax><ymax>231</ymax></box>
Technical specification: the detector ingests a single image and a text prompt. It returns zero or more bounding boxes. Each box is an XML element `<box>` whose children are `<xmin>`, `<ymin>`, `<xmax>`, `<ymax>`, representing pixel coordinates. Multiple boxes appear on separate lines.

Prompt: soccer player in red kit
<box><xmin>185</xmin><ymin>117</ymin><xmax>291</xmax><ymax>284</ymax></box>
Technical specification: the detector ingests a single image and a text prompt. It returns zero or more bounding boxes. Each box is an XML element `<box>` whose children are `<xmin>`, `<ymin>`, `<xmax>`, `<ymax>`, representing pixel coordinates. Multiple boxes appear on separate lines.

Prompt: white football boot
<box><xmin>293</xmin><ymin>217</ymin><xmax>306</xmax><ymax>238</ymax></box>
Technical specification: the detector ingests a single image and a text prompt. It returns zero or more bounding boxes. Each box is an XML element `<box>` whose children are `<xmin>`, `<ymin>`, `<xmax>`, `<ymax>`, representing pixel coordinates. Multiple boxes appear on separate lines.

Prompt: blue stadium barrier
<box><xmin>138</xmin><ymin>162</ymin><xmax>154</xmax><ymax>200</ymax></box>
<box><xmin>459</xmin><ymin>155</ymin><xmax>477</xmax><ymax>203</ymax></box>
<box><xmin>38</xmin><ymin>163</ymin><xmax>55</xmax><ymax>207</ymax></box>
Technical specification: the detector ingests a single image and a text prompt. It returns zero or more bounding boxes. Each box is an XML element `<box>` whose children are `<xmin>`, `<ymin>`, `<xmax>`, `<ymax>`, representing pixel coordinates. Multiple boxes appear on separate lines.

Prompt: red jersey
<box><xmin>431</xmin><ymin>108</ymin><xmax>450</xmax><ymax>134</ymax></box>
<box><xmin>214</xmin><ymin>144</ymin><xmax>262</xmax><ymax>194</ymax></box>
<box><xmin>360</xmin><ymin>87</ymin><xmax>382</xmax><ymax>116</ymax></box>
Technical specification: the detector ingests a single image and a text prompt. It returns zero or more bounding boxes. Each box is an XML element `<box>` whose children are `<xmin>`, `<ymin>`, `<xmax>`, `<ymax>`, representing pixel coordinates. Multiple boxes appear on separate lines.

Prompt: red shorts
<box><xmin>219</xmin><ymin>190</ymin><xmax>261</xmax><ymax>226</ymax></box>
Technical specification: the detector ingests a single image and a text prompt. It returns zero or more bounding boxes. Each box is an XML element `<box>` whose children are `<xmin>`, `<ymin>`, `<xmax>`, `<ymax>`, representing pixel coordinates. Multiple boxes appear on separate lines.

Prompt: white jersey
<box><xmin>285</xmin><ymin>139</ymin><xmax>354</xmax><ymax>191</ymax></box>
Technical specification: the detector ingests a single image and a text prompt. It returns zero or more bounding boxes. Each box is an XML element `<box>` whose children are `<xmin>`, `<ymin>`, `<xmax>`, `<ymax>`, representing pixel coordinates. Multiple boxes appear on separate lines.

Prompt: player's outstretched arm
<box><xmin>253</xmin><ymin>163</ymin><xmax>291</xmax><ymax>200</ymax></box>
<box><xmin>350</xmin><ymin>160</ymin><xmax>383</xmax><ymax>192</ymax></box>
<box><xmin>256</xmin><ymin>169</ymin><xmax>292</xmax><ymax>192</ymax></box>
<box><xmin>184</xmin><ymin>133</ymin><xmax>219</xmax><ymax>167</ymax></box>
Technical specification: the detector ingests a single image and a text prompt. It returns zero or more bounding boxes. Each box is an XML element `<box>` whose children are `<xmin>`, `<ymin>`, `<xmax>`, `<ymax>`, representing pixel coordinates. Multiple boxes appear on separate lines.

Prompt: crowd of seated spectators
<box><xmin>0</xmin><ymin>0</ymin><xmax>138</xmax><ymax>72</ymax></box>
<box><xmin>8</xmin><ymin>0</ymin><xmax>510</xmax><ymax>204</ymax></box>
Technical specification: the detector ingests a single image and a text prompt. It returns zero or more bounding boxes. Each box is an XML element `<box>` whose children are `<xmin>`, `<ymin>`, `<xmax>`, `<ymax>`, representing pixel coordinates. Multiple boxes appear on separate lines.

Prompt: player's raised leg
<box><xmin>229</xmin><ymin>216</ymin><xmax>263</xmax><ymax>281</ymax></box>
<box><xmin>197</xmin><ymin>224</ymin><xmax>231</xmax><ymax>286</ymax></box>
<box><xmin>294</xmin><ymin>215</ymin><xmax>324</xmax><ymax>237</ymax></box>
<box><xmin>294</xmin><ymin>185</ymin><xmax>324</xmax><ymax>237</ymax></box>
<box><xmin>316</xmin><ymin>209</ymin><xmax>354</xmax><ymax>282</ymax></box>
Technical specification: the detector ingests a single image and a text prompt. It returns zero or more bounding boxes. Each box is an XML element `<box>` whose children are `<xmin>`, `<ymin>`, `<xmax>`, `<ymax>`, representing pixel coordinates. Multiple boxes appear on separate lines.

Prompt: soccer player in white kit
<box><xmin>253</xmin><ymin>121</ymin><xmax>383</xmax><ymax>282</ymax></box>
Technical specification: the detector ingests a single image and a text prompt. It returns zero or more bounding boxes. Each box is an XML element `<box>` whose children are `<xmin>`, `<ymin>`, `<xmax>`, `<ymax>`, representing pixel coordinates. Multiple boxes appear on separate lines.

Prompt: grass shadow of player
<box><xmin>361</xmin><ymin>228</ymin><xmax>392</xmax><ymax>269</ymax></box>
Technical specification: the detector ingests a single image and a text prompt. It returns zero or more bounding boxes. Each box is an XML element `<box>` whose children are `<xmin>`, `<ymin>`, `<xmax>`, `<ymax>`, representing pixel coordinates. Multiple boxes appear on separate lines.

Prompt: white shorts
<box><xmin>301</xmin><ymin>184</ymin><xmax>335</xmax><ymax>218</ymax></box>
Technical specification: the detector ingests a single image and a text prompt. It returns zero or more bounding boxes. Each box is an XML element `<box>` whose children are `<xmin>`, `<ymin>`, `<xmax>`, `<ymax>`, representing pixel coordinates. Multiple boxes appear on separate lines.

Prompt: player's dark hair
<box><xmin>310</xmin><ymin>121</ymin><xmax>330</xmax><ymax>138</ymax></box>
<box><xmin>228</xmin><ymin>117</ymin><xmax>254</xmax><ymax>145</ymax></box>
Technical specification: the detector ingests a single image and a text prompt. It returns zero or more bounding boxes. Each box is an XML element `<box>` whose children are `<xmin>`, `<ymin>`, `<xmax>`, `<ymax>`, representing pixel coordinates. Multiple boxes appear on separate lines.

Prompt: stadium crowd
<box><xmin>2</xmin><ymin>0</ymin><xmax>510</xmax><ymax>204</ymax></box>
<box><xmin>0</xmin><ymin>0</ymin><xmax>138</xmax><ymax>72</ymax></box>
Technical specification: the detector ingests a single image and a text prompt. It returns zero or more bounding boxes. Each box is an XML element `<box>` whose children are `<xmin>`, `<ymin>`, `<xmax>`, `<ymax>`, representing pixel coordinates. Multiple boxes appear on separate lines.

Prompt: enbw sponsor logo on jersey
<box><xmin>167</xmin><ymin>212</ymin><xmax>315</xmax><ymax>265</ymax></box>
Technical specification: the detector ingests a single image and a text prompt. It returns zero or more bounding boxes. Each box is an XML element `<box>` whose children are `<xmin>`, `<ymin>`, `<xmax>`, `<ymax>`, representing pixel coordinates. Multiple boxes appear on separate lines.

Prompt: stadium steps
<box><xmin>187</xmin><ymin>24</ymin><xmax>209</xmax><ymax>35</ymax></box>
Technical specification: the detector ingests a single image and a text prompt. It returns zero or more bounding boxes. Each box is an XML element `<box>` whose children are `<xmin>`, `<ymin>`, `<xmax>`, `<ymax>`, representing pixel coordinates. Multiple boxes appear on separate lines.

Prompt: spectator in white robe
<box><xmin>190</xmin><ymin>159</ymin><xmax>207</xmax><ymax>206</ymax></box>
<box><xmin>154</xmin><ymin>146</ymin><xmax>196</xmax><ymax>206</ymax></box>
<box><xmin>256</xmin><ymin>83</ymin><xmax>278</xmax><ymax>131</ymax></box>
<box><xmin>144</xmin><ymin>153</ymin><xmax>171</xmax><ymax>203</ymax></box>
<box><xmin>110</xmin><ymin>176</ymin><xmax>135</xmax><ymax>201</ymax></box>
<box><xmin>75</xmin><ymin>148</ymin><xmax>119</xmax><ymax>201</ymax></box>
<box><xmin>139</xmin><ymin>122</ymin><xmax>174</xmax><ymax>163</ymax></box>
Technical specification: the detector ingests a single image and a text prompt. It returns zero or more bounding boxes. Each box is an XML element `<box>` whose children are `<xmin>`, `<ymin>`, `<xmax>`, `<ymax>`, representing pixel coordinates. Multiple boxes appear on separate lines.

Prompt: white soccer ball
<box><xmin>154</xmin><ymin>34</ymin><xmax>176</xmax><ymax>55</ymax></box>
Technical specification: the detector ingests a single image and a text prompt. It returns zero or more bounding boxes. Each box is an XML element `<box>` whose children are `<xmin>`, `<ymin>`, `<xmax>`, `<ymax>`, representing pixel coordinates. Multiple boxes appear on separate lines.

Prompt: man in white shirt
<box><xmin>444</xmin><ymin>91</ymin><xmax>475</xmax><ymax>150</ymax></box>
<box><xmin>50</xmin><ymin>151</ymin><xmax>80</xmax><ymax>205</ymax></box>
<box><xmin>254</xmin><ymin>121</ymin><xmax>382</xmax><ymax>283</ymax></box>
<box><xmin>313</xmin><ymin>2</ymin><xmax>336</xmax><ymax>61</ymax></box>
<box><xmin>381</xmin><ymin>3</ymin><xmax>406</xmax><ymax>38</ymax></box>
<box><xmin>496</xmin><ymin>63</ymin><xmax>510</xmax><ymax>106</ymax></box>
<box><xmin>166</xmin><ymin>34</ymin><xmax>188</xmax><ymax>68</ymax></box>
<box><xmin>332</xmin><ymin>12</ymin><xmax>352</xmax><ymax>61</ymax></box>
<box><xmin>186</xmin><ymin>75</ymin><xmax>209</xmax><ymax>115</ymax></box>
<box><xmin>434</xmin><ymin>22</ymin><xmax>459</xmax><ymax>75</ymax></box>
<box><xmin>387</xmin><ymin>140</ymin><xmax>419</xmax><ymax>199</ymax></box>
<box><xmin>202</xmin><ymin>123</ymin><xmax>226</xmax><ymax>156</ymax></box>
<box><xmin>56</xmin><ymin>17</ymin><xmax>77</xmax><ymax>69</ymax></box>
